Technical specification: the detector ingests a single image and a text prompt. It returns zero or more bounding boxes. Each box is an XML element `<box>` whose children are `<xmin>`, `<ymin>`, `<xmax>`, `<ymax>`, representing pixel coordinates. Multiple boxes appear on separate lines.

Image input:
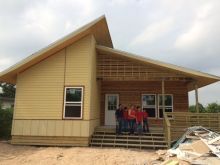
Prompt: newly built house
<box><xmin>0</xmin><ymin>16</ymin><xmax>219</xmax><ymax>148</ymax></box>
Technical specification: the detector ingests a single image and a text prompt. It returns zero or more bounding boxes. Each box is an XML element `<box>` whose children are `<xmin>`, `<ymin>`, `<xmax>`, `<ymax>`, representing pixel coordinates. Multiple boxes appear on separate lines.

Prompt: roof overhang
<box><xmin>0</xmin><ymin>15</ymin><xmax>113</xmax><ymax>84</ymax></box>
<box><xmin>96</xmin><ymin>45</ymin><xmax>220</xmax><ymax>91</ymax></box>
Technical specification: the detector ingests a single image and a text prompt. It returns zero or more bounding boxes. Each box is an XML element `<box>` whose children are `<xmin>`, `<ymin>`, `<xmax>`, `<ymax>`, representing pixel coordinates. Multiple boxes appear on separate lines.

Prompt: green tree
<box><xmin>206</xmin><ymin>102</ymin><xmax>220</xmax><ymax>113</ymax></box>
<box><xmin>0</xmin><ymin>82</ymin><xmax>16</xmax><ymax>98</ymax></box>
<box><xmin>189</xmin><ymin>103</ymin><xmax>205</xmax><ymax>113</ymax></box>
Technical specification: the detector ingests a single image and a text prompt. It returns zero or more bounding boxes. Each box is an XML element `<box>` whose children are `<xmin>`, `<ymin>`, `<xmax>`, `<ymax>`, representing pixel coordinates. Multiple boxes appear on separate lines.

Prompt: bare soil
<box><xmin>0</xmin><ymin>141</ymin><xmax>188</xmax><ymax>165</ymax></box>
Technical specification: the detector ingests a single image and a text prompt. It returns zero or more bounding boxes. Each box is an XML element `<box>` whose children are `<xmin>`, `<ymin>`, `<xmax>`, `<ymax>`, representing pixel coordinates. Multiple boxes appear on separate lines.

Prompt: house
<box><xmin>0</xmin><ymin>15</ymin><xmax>219</xmax><ymax>147</ymax></box>
<box><xmin>0</xmin><ymin>97</ymin><xmax>14</xmax><ymax>109</ymax></box>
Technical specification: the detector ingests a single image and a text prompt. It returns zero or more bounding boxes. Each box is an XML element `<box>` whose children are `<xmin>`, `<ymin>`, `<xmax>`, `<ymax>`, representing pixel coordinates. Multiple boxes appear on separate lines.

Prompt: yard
<box><xmin>0</xmin><ymin>141</ymin><xmax>188</xmax><ymax>165</ymax></box>
<box><xmin>0</xmin><ymin>141</ymin><xmax>156</xmax><ymax>165</ymax></box>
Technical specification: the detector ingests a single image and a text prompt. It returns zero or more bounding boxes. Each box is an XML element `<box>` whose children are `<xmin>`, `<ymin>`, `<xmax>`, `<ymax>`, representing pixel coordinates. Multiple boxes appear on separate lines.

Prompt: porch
<box><xmin>90</xmin><ymin>112</ymin><xmax>220</xmax><ymax>149</ymax></box>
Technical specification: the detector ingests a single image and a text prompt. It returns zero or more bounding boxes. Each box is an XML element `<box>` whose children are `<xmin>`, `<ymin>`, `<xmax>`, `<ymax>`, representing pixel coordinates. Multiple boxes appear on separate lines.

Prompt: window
<box><xmin>63</xmin><ymin>87</ymin><xmax>83</xmax><ymax>119</ymax></box>
<box><xmin>107</xmin><ymin>95</ymin><xmax>118</xmax><ymax>111</ymax></box>
<box><xmin>158</xmin><ymin>94</ymin><xmax>173</xmax><ymax>118</ymax></box>
<box><xmin>142</xmin><ymin>94</ymin><xmax>156</xmax><ymax>118</ymax></box>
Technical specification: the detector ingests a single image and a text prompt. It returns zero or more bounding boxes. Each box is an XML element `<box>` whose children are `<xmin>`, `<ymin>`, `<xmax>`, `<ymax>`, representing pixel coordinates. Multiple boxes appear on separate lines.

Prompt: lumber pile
<box><xmin>167</xmin><ymin>126</ymin><xmax>220</xmax><ymax>164</ymax></box>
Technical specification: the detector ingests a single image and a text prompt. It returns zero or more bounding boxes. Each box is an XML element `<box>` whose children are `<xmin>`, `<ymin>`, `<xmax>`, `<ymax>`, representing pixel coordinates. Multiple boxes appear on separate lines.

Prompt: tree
<box><xmin>206</xmin><ymin>102</ymin><xmax>220</xmax><ymax>113</ymax></box>
<box><xmin>189</xmin><ymin>103</ymin><xmax>205</xmax><ymax>113</ymax></box>
<box><xmin>0</xmin><ymin>82</ymin><xmax>16</xmax><ymax>98</ymax></box>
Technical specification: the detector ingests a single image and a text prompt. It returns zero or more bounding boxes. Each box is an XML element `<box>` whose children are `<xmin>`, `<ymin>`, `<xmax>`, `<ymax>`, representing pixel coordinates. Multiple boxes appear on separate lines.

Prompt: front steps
<box><xmin>90</xmin><ymin>126</ymin><xmax>168</xmax><ymax>150</ymax></box>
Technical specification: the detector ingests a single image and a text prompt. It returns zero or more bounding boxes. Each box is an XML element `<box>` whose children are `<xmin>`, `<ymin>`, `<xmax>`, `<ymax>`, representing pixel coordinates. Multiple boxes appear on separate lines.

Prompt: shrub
<box><xmin>0</xmin><ymin>108</ymin><xmax>13</xmax><ymax>139</ymax></box>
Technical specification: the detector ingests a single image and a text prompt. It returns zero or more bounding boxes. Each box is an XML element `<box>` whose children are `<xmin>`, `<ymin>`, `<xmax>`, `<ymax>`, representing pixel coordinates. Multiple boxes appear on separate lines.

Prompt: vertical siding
<box><xmin>15</xmin><ymin>50</ymin><xmax>65</xmax><ymax>119</ymax></box>
<box><xmin>12</xmin><ymin>119</ymin><xmax>90</xmax><ymax>137</ymax></box>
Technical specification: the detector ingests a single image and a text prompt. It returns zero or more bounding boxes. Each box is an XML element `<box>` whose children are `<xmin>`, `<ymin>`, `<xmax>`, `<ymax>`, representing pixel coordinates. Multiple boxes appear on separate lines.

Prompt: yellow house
<box><xmin>0</xmin><ymin>15</ymin><xmax>219</xmax><ymax>147</ymax></box>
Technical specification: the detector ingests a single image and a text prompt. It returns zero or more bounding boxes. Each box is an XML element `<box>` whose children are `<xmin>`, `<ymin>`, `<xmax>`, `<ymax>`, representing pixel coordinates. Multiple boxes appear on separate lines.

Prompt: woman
<box><xmin>128</xmin><ymin>105</ymin><xmax>136</xmax><ymax>135</ymax></box>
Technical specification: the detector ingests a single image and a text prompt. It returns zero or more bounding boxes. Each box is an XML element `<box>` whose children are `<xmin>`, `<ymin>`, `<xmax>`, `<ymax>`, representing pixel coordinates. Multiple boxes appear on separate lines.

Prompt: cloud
<box><xmin>0</xmin><ymin>0</ymin><xmax>219</xmax><ymax>105</ymax></box>
<box><xmin>131</xmin><ymin>18</ymin><xmax>174</xmax><ymax>45</ymax></box>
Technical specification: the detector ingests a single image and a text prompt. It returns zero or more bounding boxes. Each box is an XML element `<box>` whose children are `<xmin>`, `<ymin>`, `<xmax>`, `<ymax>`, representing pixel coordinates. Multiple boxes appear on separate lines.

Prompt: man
<box><xmin>142</xmin><ymin>109</ymin><xmax>150</xmax><ymax>133</ymax></box>
<box><xmin>115</xmin><ymin>104</ymin><xmax>124</xmax><ymax>135</ymax></box>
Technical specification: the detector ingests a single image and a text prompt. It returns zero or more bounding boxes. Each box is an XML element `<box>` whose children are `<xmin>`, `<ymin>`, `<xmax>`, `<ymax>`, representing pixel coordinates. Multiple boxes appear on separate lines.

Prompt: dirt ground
<box><xmin>0</xmin><ymin>141</ymin><xmax>187</xmax><ymax>165</ymax></box>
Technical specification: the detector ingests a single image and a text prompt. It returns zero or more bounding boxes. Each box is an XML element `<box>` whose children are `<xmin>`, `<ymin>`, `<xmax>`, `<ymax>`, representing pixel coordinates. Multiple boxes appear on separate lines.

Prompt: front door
<box><xmin>105</xmin><ymin>94</ymin><xmax>119</xmax><ymax>125</ymax></box>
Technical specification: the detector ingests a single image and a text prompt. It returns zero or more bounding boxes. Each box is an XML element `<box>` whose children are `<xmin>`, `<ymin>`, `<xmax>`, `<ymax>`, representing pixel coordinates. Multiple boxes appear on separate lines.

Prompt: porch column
<box><xmin>194</xmin><ymin>83</ymin><xmax>199</xmax><ymax>113</ymax></box>
<box><xmin>162</xmin><ymin>79</ymin><xmax>165</xmax><ymax>113</ymax></box>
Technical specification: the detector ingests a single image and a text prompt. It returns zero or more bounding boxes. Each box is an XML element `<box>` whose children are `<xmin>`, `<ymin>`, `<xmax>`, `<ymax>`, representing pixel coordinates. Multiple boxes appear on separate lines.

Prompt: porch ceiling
<box><xmin>96</xmin><ymin>45</ymin><xmax>220</xmax><ymax>91</ymax></box>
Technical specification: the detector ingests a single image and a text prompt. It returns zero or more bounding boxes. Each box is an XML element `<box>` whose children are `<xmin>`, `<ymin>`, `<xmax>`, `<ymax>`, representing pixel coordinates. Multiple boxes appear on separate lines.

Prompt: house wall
<box><xmin>12</xmin><ymin>34</ymin><xmax>100</xmax><ymax>146</ymax></box>
<box><xmin>100</xmin><ymin>81</ymin><xmax>189</xmax><ymax>126</ymax></box>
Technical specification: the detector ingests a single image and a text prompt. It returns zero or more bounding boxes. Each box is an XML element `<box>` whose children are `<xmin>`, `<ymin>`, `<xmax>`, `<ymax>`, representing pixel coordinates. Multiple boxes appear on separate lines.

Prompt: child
<box><xmin>142</xmin><ymin>109</ymin><xmax>150</xmax><ymax>133</ymax></box>
<box><xmin>128</xmin><ymin>105</ymin><xmax>136</xmax><ymax>135</ymax></box>
<box><xmin>136</xmin><ymin>106</ymin><xmax>143</xmax><ymax>135</ymax></box>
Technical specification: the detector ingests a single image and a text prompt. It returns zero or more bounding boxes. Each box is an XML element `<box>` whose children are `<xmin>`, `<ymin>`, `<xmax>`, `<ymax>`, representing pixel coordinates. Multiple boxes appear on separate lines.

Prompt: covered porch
<box><xmin>91</xmin><ymin>45</ymin><xmax>220</xmax><ymax>149</ymax></box>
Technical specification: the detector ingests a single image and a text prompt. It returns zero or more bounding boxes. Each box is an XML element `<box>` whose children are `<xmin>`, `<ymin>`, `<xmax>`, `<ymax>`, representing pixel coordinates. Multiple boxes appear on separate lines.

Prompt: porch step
<box><xmin>90</xmin><ymin>127</ymin><xmax>168</xmax><ymax>150</ymax></box>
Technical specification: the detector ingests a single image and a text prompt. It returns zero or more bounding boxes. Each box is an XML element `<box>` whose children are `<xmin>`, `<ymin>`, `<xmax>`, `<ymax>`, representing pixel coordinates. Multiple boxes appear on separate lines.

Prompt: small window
<box><xmin>158</xmin><ymin>94</ymin><xmax>173</xmax><ymax>118</ymax></box>
<box><xmin>142</xmin><ymin>94</ymin><xmax>156</xmax><ymax>118</ymax></box>
<box><xmin>64</xmin><ymin>87</ymin><xmax>83</xmax><ymax>119</ymax></box>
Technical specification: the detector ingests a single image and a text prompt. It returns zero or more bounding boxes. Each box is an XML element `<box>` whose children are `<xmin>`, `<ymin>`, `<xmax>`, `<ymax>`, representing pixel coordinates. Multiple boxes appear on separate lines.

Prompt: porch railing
<box><xmin>163</xmin><ymin>112</ymin><xmax>171</xmax><ymax>148</ymax></box>
<box><xmin>163</xmin><ymin>112</ymin><xmax>220</xmax><ymax>148</ymax></box>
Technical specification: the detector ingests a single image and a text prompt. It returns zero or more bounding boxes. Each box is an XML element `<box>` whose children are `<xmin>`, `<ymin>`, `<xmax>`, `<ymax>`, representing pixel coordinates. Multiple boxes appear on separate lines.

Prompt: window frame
<box><xmin>141</xmin><ymin>94</ymin><xmax>157</xmax><ymax>119</ymax></box>
<box><xmin>63</xmin><ymin>86</ymin><xmax>84</xmax><ymax>119</ymax></box>
<box><xmin>158</xmin><ymin>94</ymin><xmax>173</xmax><ymax>119</ymax></box>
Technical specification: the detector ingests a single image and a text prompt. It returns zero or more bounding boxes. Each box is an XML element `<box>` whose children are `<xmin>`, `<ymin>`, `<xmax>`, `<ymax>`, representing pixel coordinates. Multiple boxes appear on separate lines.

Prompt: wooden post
<box><xmin>194</xmin><ymin>83</ymin><xmax>199</xmax><ymax>113</ymax></box>
<box><xmin>162</xmin><ymin>79</ymin><xmax>165</xmax><ymax>113</ymax></box>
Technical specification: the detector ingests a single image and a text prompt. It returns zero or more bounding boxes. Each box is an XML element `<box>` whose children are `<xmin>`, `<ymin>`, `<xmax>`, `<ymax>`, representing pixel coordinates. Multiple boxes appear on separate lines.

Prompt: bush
<box><xmin>0</xmin><ymin>108</ymin><xmax>13</xmax><ymax>139</ymax></box>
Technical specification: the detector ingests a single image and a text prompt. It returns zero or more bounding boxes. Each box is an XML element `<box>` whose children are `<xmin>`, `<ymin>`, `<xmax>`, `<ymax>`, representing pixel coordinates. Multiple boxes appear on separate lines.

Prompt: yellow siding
<box><xmin>88</xmin><ymin>36</ymin><xmax>101</xmax><ymax>134</ymax></box>
<box><xmin>65</xmin><ymin>35</ymin><xmax>94</xmax><ymax>120</ymax></box>
<box><xmin>15</xmin><ymin>50</ymin><xmax>65</xmax><ymax>119</ymax></box>
<box><xmin>13</xmin><ymin>34</ymin><xmax>100</xmax><ymax>140</ymax></box>
<box><xmin>12</xmin><ymin>119</ymin><xmax>90</xmax><ymax>137</ymax></box>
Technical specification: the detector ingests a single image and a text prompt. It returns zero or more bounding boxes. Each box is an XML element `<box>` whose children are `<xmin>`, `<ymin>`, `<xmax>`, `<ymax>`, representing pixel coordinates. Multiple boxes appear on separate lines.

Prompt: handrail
<box><xmin>164</xmin><ymin>112</ymin><xmax>220</xmax><ymax>146</ymax></box>
<box><xmin>163</xmin><ymin>112</ymin><xmax>171</xmax><ymax>148</ymax></box>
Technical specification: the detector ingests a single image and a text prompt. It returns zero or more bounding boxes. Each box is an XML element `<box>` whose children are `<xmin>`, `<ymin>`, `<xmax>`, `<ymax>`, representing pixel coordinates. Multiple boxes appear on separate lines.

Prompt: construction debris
<box><xmin>167</xmin><ymin>126</ymin><xmax>220</xmax><ymax>164</ymax></box>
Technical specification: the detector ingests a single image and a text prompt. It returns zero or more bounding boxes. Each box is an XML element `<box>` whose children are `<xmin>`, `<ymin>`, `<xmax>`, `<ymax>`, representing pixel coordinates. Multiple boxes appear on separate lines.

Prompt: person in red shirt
<box><xmin>128</xmin><ymin>105</ymin><xmax>136</xmax><ymax>135</ymax></box>
<box><xmin>136</xmin><ymin>106</ymin><xmax>143</xmax><ymax>135</ymax></box>
<box><xmin>142</xmin><ymin>109</ymin><xmax>150</xmax><ymax>133</ymax></box>
<box><xmin>122</xmin><ymin>106</ymin><xmax>128</xmax><ymax>132</ymax></box>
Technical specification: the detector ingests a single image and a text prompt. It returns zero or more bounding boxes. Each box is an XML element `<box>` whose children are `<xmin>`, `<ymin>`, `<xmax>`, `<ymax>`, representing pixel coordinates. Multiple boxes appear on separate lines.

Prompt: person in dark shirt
<box><xmin>115</xmin><ymin>104</ymin><xmax>124</xmax><ymax>135</ymax></box>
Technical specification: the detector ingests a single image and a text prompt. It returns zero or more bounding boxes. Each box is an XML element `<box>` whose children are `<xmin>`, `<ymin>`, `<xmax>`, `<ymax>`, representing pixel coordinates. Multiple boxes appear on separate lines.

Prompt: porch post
<box><xmin>194</xmin><ymin>83</ymin><xmax>199</xmax><ymax>113</ymax></box>
<box><xmin>162</xmin><ymin>79</ymin><xmax>165</xmax><ymax>113</ymax></box>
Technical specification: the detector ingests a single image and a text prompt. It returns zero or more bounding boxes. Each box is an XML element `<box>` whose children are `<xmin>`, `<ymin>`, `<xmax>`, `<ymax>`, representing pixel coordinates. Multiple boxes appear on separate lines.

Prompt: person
<box><xmin>142</xmin><ymin>109</ymin><xmax>150</xmax><ymax>133</ymax></box>
<box><xmin>128</xmin><ymin>105</ymin><xmax>136</xmax><ymax>135</ymax></box>
<box><xmin>136</xmin><ymin>106</ymin><xmax>143</xmax><ymax>135</ymax></box>
<box><xmin>122</xmin><ymin>106</ymin><xmax>128</xmax><ymax>132</ymax></box>
<box><xmin>115</xmin><ymin>104</ymin><xmax>124</xmax><ymax>135</ymax></box>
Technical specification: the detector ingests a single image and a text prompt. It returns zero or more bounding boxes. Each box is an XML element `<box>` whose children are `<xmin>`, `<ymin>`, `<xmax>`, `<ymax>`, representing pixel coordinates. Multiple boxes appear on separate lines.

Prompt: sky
<box><xmin>0</xmin><ymin>0</ymin><xmax>219</xmax><ymax>106</ymax></box>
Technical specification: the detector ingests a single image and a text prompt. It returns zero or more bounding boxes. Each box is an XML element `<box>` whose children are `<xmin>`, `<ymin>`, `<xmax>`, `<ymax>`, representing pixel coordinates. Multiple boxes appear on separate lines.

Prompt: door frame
<box><xmin>104</xmin><ymin>94</ymin><xmax>119</xmax><ymax>126</ymax></box>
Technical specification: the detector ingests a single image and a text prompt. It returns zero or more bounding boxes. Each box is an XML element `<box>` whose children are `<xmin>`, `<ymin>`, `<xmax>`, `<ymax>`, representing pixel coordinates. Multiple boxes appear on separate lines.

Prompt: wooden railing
<box><xmin>163</xmin><ymin>112</ymin><xmax>171</xmax><ymax>148</ymax></box>
<box><xmin>163</xmin><ymin>112</ymin><xmax>220</xmax><ymax>148</ymax></box>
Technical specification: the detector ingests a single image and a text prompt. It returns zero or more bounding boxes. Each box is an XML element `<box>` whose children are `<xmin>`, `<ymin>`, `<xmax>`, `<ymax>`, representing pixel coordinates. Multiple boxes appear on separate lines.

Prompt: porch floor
<box><xmin>90</xmin><ymin>126</ymin><xmax>167</xmax><ymax>150</ymax></box>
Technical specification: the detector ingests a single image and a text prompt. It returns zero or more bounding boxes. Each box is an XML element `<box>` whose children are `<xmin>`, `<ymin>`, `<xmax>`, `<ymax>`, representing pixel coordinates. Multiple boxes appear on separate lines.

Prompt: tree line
<box><xmin>189</xmin><ymin>102</ymin><xmax>220</xmax><ymax>113</ymax></box>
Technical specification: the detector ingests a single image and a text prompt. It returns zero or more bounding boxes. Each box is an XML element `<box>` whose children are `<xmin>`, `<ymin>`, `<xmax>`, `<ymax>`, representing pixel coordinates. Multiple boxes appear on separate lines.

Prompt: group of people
<box><xmin>115</xmin><ymin>104</ymin><xmax>150</xmax><ymax>135</ymax></box>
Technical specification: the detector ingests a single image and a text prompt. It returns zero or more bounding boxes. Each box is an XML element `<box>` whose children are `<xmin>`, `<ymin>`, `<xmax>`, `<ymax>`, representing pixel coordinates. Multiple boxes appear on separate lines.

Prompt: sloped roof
<box><xmin>0</xmin><ymin>15</ymin><xmax>219</xmax><ymax>91</ymax></box>
<box><xmin>96</xmin><ymin>45</ymin><xmax>220</xmax><ymax>91</ymax></box>
<box><xmin>0</xmin><ymin>15</ymin><xmax>112</xmax><ymax>84</ymax></box>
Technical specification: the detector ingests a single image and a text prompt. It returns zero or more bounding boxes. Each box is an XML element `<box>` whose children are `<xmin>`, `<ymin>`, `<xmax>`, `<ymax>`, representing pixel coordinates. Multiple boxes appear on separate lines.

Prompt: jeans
<box><xmin>122</xmin><ymin>119</ymin><xmax>128</xmax><ymax>132</ymax></box>
<box><xmin>128</xmin><ymin>119</ymin><xmax>136</xmax><ymax>134</ymax></box>
<box><xmin>136</xmin><ymin>122</ymin><xmax>143</xmax><ymax>135</ymax></box>
<box><xmin>143</xmin><ymin>119</ymin><xmax>149</xmax><ymax>132</ymax></box>
<box><xmin>116</xmin><ymin>118</ymin><xmax>122</xmax><ymax>134</ymax></box>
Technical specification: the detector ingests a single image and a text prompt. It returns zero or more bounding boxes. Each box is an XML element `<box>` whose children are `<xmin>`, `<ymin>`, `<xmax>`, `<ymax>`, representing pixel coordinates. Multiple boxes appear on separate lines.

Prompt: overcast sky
<box><xmin>0</xmin><ymin>0</ymin><xmax>219</xmax><ymax>105</ymax></box>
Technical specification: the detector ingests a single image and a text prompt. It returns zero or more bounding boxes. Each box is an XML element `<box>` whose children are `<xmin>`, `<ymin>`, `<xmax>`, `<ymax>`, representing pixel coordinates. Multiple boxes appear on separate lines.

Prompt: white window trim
<box><xmin>63</xmin><ymin>86</ymin><xmax>83</xmax><ymax>119</ymax></box>
<box><xmin>158</xmin><ymin>94</ymin><xmax>173</xmax><ymax>119</ymax></box>
<box><xmin>141</xmin><ymin>94</ymin><xmax>157</xmax><ymax>119</ymax></box>
<box><xmin>105</xmin><ymin>94</ymin><xmax>119</xmax><ymax>111</ymax></box>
